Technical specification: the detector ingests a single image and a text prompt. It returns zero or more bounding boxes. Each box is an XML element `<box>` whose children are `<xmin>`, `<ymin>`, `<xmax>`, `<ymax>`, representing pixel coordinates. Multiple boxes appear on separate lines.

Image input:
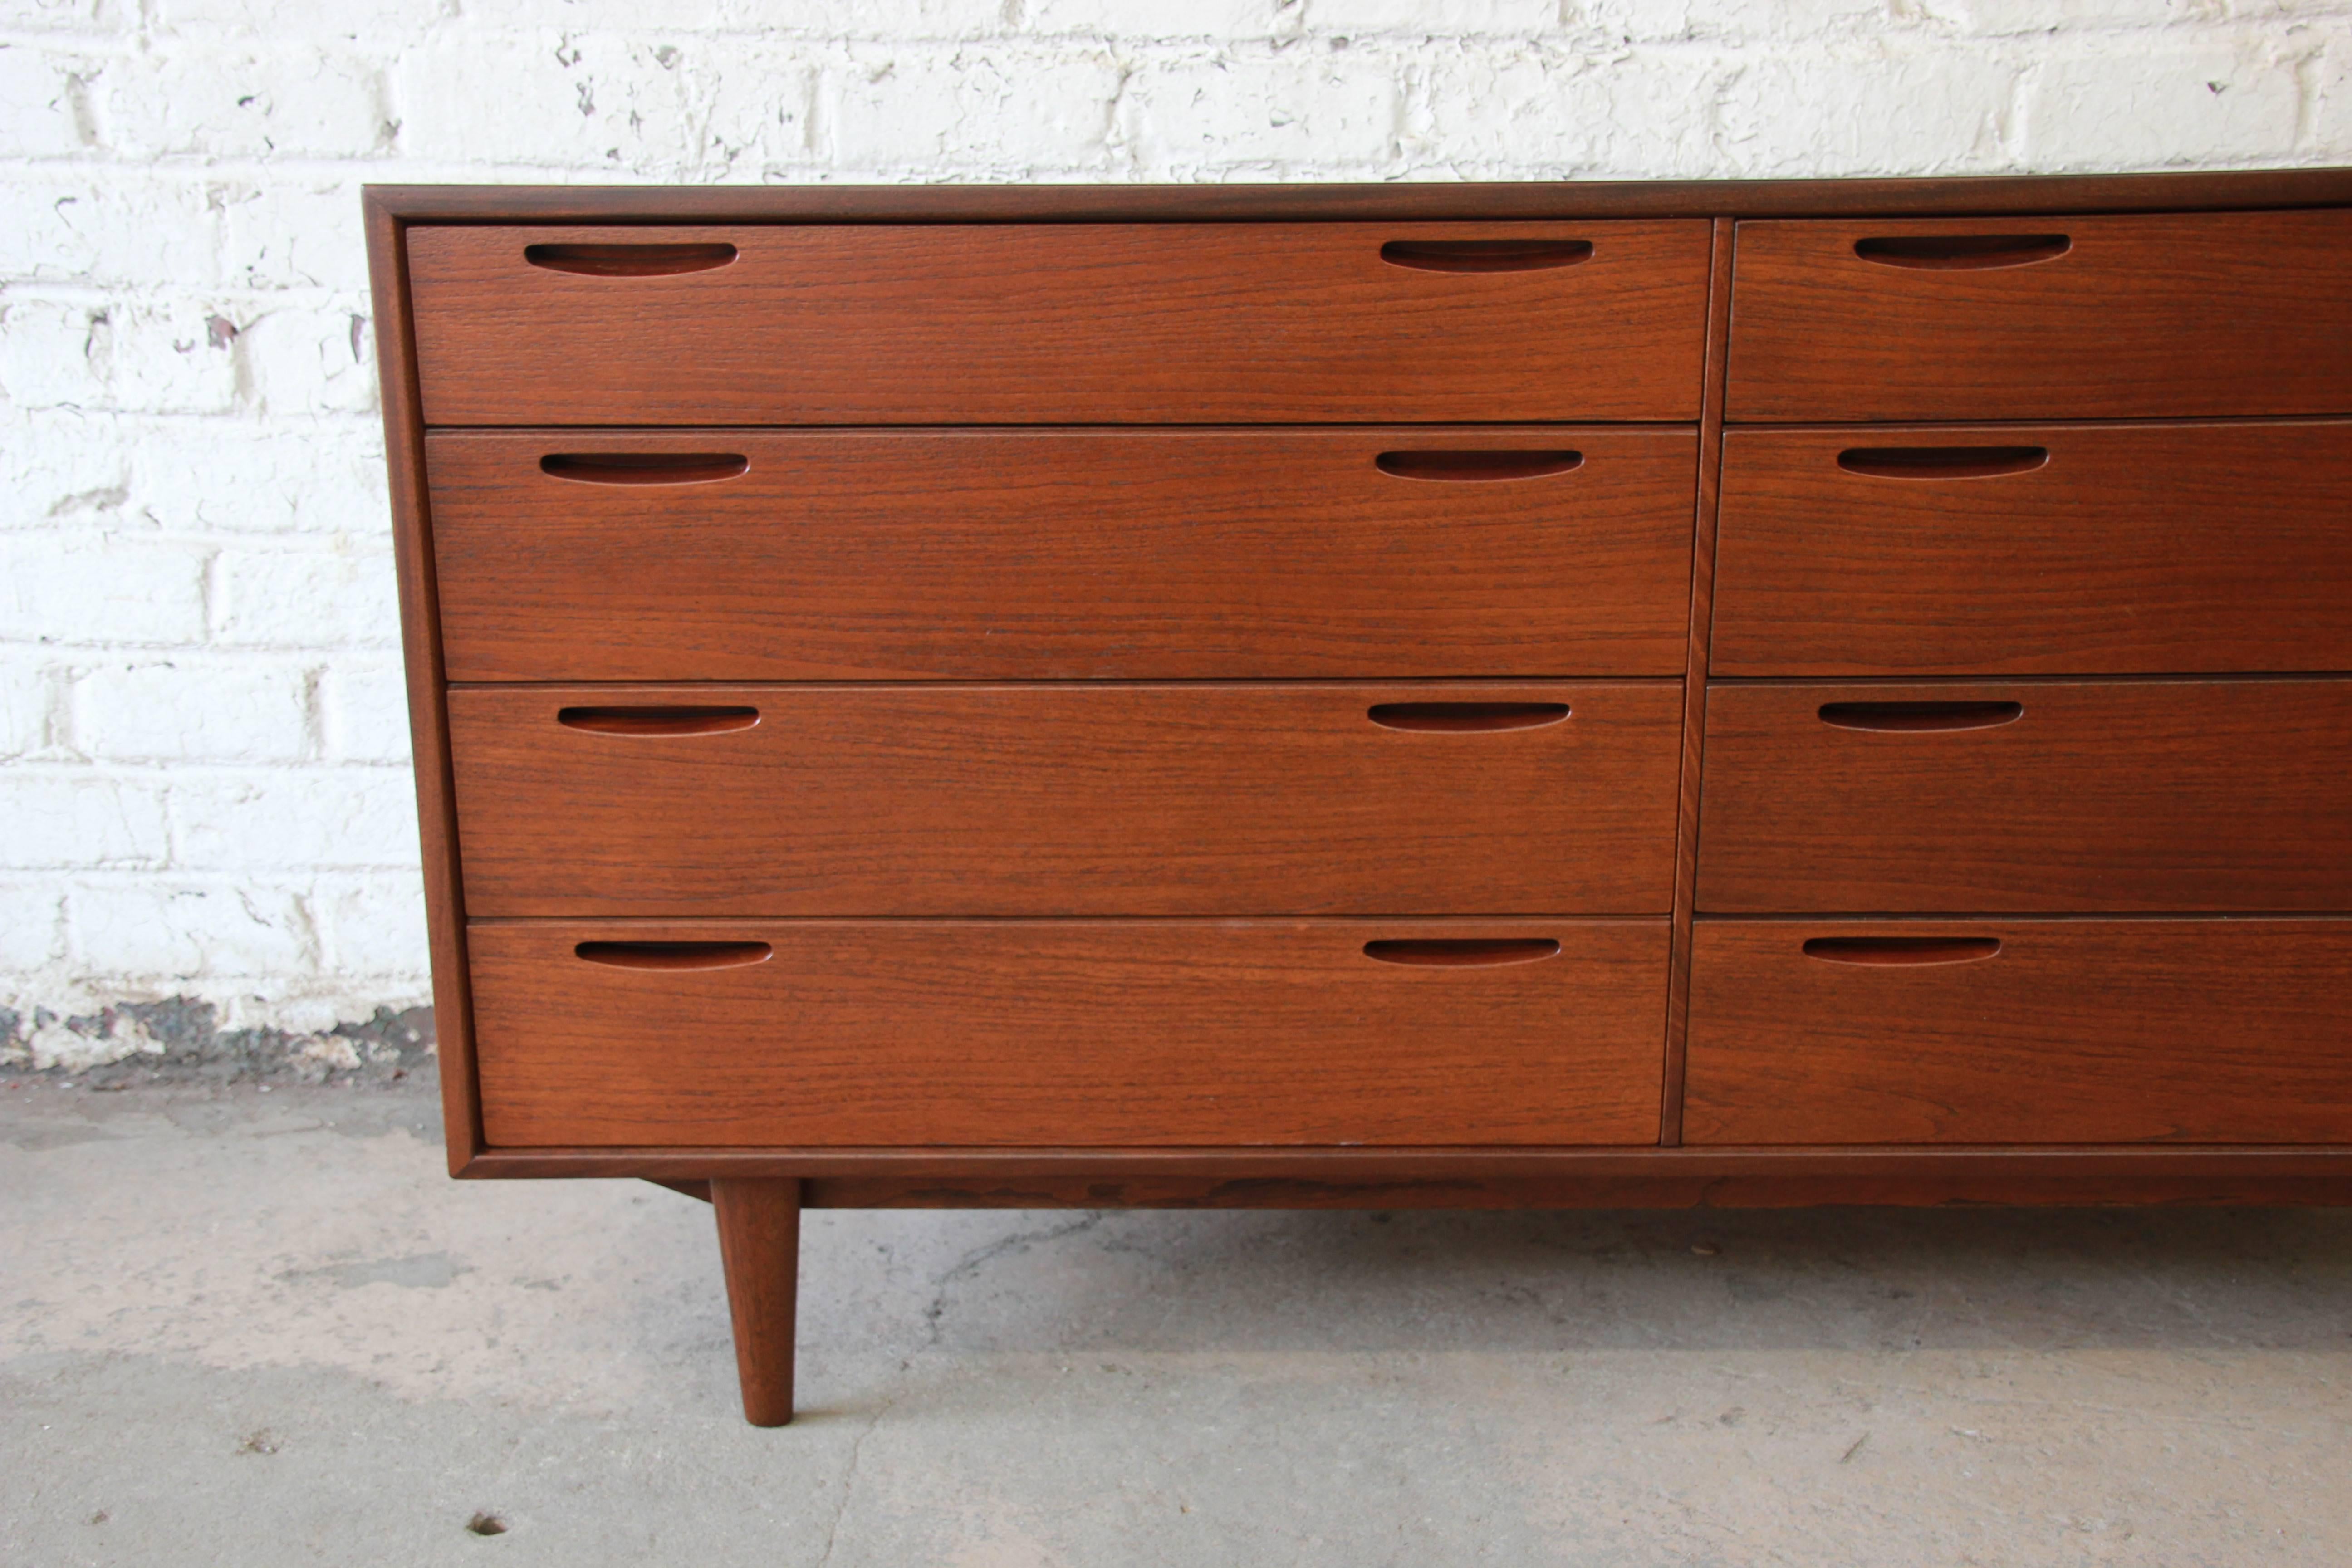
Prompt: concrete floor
<box><xmin>3</xmin><ymin>1077</ymin><xmax>2348</xmax><ymax>1567</ymax></box>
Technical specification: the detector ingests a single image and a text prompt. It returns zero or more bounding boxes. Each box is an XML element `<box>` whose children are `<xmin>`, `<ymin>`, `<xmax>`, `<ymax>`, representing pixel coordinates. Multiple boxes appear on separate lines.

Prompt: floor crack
<box><xmin>815</xmin><ymin>1395</ymin><xmax>892</xmax><ymax>1568</ymax></box>
<box><xmin>922</xmin><ymin>1212</ymin><xmax>1106</xmax><ymax>1346</ymax></box>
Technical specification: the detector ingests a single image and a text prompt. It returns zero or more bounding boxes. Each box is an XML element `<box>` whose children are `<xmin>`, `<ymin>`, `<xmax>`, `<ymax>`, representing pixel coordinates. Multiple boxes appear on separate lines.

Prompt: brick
<box><xmin>0</xmin><ymin>774</ymin><xmax>171</xmax><ymax>869</ymax></box>
<box><xmin>125</xmin><ymin>417</ymin><xmax>386</xmax><ymax>537</ymax></box>
<box><xmin>0</xmin><ymin>536</ymin><xmax>211</xmax><ymax>646</ymax></box>
<box><xmin>208</xmin><ymin>546</ymin><xmax>401</xmax><ymax>648</ymax></box>
<box><xmin>0</xmin><ymin>295</ymin><xmax>242</xmax><ymax>415</ymax></box>
<box><xmin>828</xmin><ymin>44</ymin><xmax>1129</xmax><ymax>173</ymax></box>
<box><xmin>0</xmin><ymin>409</ymin><xmax>133</xmax><ymax>532</ymax></box>
<box><xmin>1307</xmin><ymin>0</ymin><xmax>1559</xmax><ymax>32</ymax></box>
<box><xmin>1121</xmin><ymin>47</ymin><xmax>1403</xmax><ymax>173</ymax></box>
<box><xmin>316</xmin><ymin>872</ymin><xmax>430</xmax><ymax>979</ymax></box>
<box><xmin>169</xmin><ymin>769</ymin><xmax>418</xmax><ymax>871</ymax></box>
<box><xmin>707</xmin><ymin>0</ymin><xmax>1002</xmax><ymax>34</ymax></box>
<box><xmin>393</xmin><ymin>32</ymin><xmax>714</xmax><ymax>173</ymax></box>
<box><xmin>681</xmin><ymin>49</ymin><xmax>820</xmax><ymax>175</ymax></box>
<box><xmin>1959</xmin><ymin>1</ymin><xmax>2243</xmax><ymax>35</ymax></box>
<box><xmin>0</xmin><ymin>175</ymin><xmax>225</xmax><ymax>289</ymax></box>
<box><xmin>149</xmin><ymin>0</ymin><xmax>462</xmax><ymax>39</ymax></box>
<box><xmin>2316</xmin><ymin>36</ymin><xmax>2352</xmax><ymax>157</ymax></box>
<box><xmin>2025</xmin><ymin>34</ymin><xmax>2310</xmax><ymax>167</ymax></box>
<box><xmin>75</xmin><ymin>658</ymin><xmax>314</xmax><ymax>763</ymax></box>
<box><xmin>0</xmin><ymin>881</ymin><xmax>66</xmax><ymax>971</ymax></box>
<box><xmin>1716</xmin><ymin>45</ymin><xmax>2022</xmax><ymax>175</ymax></box>
<box><xmin>213</xmin><ymin>179</ymin><xmax>375</xmax><ymax>293</ymax></box>
<box><xmin>0</xmin><ymin>658</ymin><xmax>55</xmax><ymax>758</ymax></box>
<box><xmin>318</xmin><ymin>656</ymin><xmax>412</xmax><ymax>764</ymax></box>
<box><xmin>96</xmin><ymin>46</ymin><xmax>393</xmax><ymax>160</ymax></box>
<box><xmin>0</xmin><ymin>46</ymin><xmax>105</xmax><ymax>156</ymax></box>
<box><xmin>1576</xmin><ymin>0</ymin><xmax>1888</xmax><ymax>42</ymax></box>
<box><xmin>1019</xmin><ymin>0</ymin><xmax>1275</xmax><ymax>37</ymax></box>
<box><xmin>239</xmin><ymin>302</ymin><xmax>379</xmax><ymax>416</ymax></box>
<box><xmin>66</xmin><ymin>878</ymin><xmax>315</xmax><ymax>977</ymax></box>
<box><xmin>0</xmin><ymin>0</ymin><xmax>132</xmax><ymax>31</ymax></box>
<box><xmin>1410</xmin><ymin>43</ymin><xmax>1724</xmax><ymax>175</ymax></box>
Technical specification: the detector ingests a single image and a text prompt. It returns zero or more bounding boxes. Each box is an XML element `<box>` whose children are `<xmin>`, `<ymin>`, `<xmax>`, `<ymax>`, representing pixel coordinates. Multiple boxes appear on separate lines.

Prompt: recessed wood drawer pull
<box><xmin>1362</xmin><ymin>938</ymin><xmax>1562</xmax><ymax>966</ymax></box>
<box><xmin>1802</xmin><ymin>936</ymin><xmax>2002</xmax><ymax>965</ymax></box>
<box><xmin>1852</xmin><ymin>234</ymin><xmax>2071</xmax><ymax>269</ymax></box>
<box><xmin>1367</xmin><ymin>701</ymin><xmax>1570</xmax><ymax>732</ymax></box>
<box><xmin>556</xmin><ymin>705</ymin><xmax>760</xmax><ymax>735</ymax></box>
<box><xmin>541</xmin><ymin>452</ymin><xmax>749</xmax><ymax>485</ymax></box>
<box><xmin>1379</xmin><ymin>239</ymin><xmax>1594</xmax><ymax>273</ymax></box>
<box><xmin>523</xmin><ymin>241</ymin><xmax>738</xmax><ymax>276</ymax></box>
<box><xmin>1818</xmin><ymin>700</ymin><xmax>2022</xmax><ymax>733</ymax></box>
<box><xmin>1375</xmin><ymin>450</ymin><xmax>1583</xmax><ymax>481</ymax></box>
<box><xmin>574</xmin><ymin>941</ymin><xmax>773</xmax><ymax>970</ymax></box>
<box><xmin>1836</xmin><ymin>446</ymin><xmax>2048</xmax><ymax>480</ymax></box>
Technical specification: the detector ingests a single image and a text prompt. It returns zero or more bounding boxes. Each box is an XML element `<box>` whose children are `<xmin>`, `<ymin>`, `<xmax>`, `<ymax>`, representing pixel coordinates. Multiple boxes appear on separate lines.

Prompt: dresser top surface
<box><xmin>365</xmin><ymin>168</ymin><xmax>2352</xmax><ymax>225</ymax></box>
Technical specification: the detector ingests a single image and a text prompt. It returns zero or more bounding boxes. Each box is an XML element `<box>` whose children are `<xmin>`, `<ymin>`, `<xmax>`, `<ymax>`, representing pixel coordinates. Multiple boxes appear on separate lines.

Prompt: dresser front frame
<box><xmin>365</xmin><ymin>172</ymin><xmax>2352</xmax><ymax>1213</ymax></box>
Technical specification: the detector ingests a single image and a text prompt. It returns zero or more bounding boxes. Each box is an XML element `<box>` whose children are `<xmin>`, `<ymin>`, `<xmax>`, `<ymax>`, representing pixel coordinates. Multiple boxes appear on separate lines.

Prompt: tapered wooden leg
<box><xmin>711</xmin><ymin>1178</ymin><xmax>801</xmax><ymax>1426</ymax></box>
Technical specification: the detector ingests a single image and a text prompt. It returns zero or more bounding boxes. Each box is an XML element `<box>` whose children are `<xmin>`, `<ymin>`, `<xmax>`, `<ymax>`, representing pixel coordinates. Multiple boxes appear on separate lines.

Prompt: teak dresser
<box><xmin>366</xmin><ymin>173</ymin><xmax>2352</xmax><ymax>1426</ymax></box>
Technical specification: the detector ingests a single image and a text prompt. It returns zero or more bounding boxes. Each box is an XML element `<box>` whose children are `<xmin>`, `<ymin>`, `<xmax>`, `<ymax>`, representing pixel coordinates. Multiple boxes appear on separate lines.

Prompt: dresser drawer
<box><xmin>1726</xmin><ymin>211</ymin><xmax>2352</xmax><ymax>420</ymax></box>
<box><xmin>428</xmin><ymin>427</ymin><xmax>1698</xmax><ymax>681</ymax></box>
<box><xmin>406</xmin><ymin>221</ymin><xmax>1712</xmax><ymax>425</ymax></box>
<box><xmin>470</xmin><ymin>919</ymin><xmax>1668</xmax><ymax>1147</ymax></box>
<box><xmin>1712</xmin><ymin>421</ymin><xmax>2352</xmax><ymax>676</ymax></box>
<box><xmin>448</xmin><ymin>682</ymin><xmax>1681</xmax><ymax>916</ymax></box>
<box><xmin>1696</xmin><ymin>680</ymin><xmax>2352</xmax><ymax>912</ymax></box>
<box><xmin>1685</xmin><ymin>919</ymin><xmax>2352</xmax><ymax>1144</ymax></box>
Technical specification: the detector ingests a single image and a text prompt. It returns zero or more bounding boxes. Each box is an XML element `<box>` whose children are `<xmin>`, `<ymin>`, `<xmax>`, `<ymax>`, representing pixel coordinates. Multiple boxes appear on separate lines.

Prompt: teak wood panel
<box><xmin>1684</xmin><ymin>920</ymin><xmax>2352</xmax><ymax>1145</ymax></box>
<box><xmin>367</xmin><ymin>194</ymin><xmax>483</xmax><ymax>1170</ymax></box>
<box><xmin>405</xmin><ymin>222</ymin><xmax>1712</xmax><ymax>425</ymax></box>
<box><xmin>1711</xmin><ymin>421</ymin><xmax>2352</xmax><ymax>676</ymax></box>
<box><xmin>468</xmin><ymin>920</ymin><xmax>1670</xmax><ymax>1147</ymax></box>
<box><xmin>1695</xmin><ymin>679</ymin><xmax>2352</xmax><ymax>913</ymax></box>
<box><xmin>366</xmin><ymin>170</ymin><xmax>2352</xmax><ymax>225</ymax></box>
<box><xmin>1725</xmin><ymin>211</ymin><xmax>2352</xmax><ymax>420</ymax></box>
<box><xmin>446</xmin><ymin>682</ymin><xmax>1682</xmax><ymax>916</ymax></box>
<box><xmin>425</xmin><ymin>427</ymin><xmax>1699</xmax><ymax>681</ymax></box>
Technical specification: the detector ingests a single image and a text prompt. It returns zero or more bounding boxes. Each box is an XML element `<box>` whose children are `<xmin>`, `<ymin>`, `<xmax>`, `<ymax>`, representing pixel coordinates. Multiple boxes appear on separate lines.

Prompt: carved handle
<box><xmin>575</xmin><ymin>941</ymin><xmax>774</xmax><ymax>970</ymax></box>
<box><xmin>1368</xmin><ymin>702</ymin><xmax>1570</xmax><ymax>733</ymax></box>
<box><xmin>558</xmin><ymin>706</ymin><xmax>760</xmax><ymax>736</ymax></box>
<box><xmin>1852</xmin><ymin>234</ymin><xmax>2070</xmax><ymax>269</ymax></box>
<box><xmin>1363</xmin><ymin>939</ymin><xmax>1562</xmax><ymax>967</ymax></box>
<box><xmin>1818</xmin><ymin>701</ymin><xmax>2022</xmax><ymax>733</ymax></box>
<box><xmin>524</xmin><ymin>242</ymin><xmax>738</xmax><ymax>276</ymax></box>
<box><xmin>1380</xmin><ymin>239</ymin><xmax>1593</xmax><ymax>273</ymax></box>
<box><xmin>1803</xmin><ymin>937</ymin><xmax>2002</xmax><ymax>966</ymax></box>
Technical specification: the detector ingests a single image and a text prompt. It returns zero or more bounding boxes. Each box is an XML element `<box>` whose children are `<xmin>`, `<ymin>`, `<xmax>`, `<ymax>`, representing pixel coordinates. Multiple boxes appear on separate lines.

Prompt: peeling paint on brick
<box><xmin>0</xmin><ymin>997</ymin><xmax>435</xmax><ymax>1086</ymax></box>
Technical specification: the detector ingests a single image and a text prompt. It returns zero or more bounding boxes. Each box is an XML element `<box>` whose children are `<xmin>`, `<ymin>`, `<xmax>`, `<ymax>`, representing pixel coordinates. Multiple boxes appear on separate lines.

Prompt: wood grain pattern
<box><xmin>711</xmin><ymin>1179</ymin><xmax>799</xmax><ymax>1426</ymax></box>
<box><xmin>1697</xmin><ymin>679</ymin><xmax>2352</xmax><ymax>912</ymax></box>
<box><xmin>1726</xmin><ymin>211</ymin><xmax>2352</xmax><ymax>420</ymax></box>
<box><xmin>1685</xmin><ymin>919</ymin><xmax>2352</xmax><ymax>1145</ymax></box>
<box><xmin>1712</xmin><ymin>421</ymin><xmax>2352</xmax><ymax>676</ymax></box>
<box><xmin>425</xmin><ymin>427</ymin><xmax>1698</xmax><ymax>681</ymax></box>
<box><xmin>367</xmin><ymin>169</ymin><xmax>2352</xmax><ymax>224</ymax></box>
<box><xmin>407</xmin><ymin>221</ymin><xmax>1712</xmax><ymax>425</ymax></box>
<box><xmin>363</xmin><ymin>194</ymin><xmax>484</xmax><ymax>1171</ymax></box>
<box><xmin>447</xmin><ymin>681</ymin><xmax>1682</xmax><ymax>916</ymax></box>
<box><xmin>1661</xmin><ymin>218</ymin><xmax>1738</xmax><ymax>1147</ymax></box>
<box><xmin>469</xmin><ymin>919</ymin><xmax>1670</xmax><ymax>1147</ymax></box>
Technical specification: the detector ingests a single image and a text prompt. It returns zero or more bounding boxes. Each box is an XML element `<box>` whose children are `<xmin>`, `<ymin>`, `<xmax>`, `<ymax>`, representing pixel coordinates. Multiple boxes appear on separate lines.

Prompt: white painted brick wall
<box><xmin>5</xmin><ymin>0</ymin><xmax>2351</xmax><ymax>1063</ymax></box>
